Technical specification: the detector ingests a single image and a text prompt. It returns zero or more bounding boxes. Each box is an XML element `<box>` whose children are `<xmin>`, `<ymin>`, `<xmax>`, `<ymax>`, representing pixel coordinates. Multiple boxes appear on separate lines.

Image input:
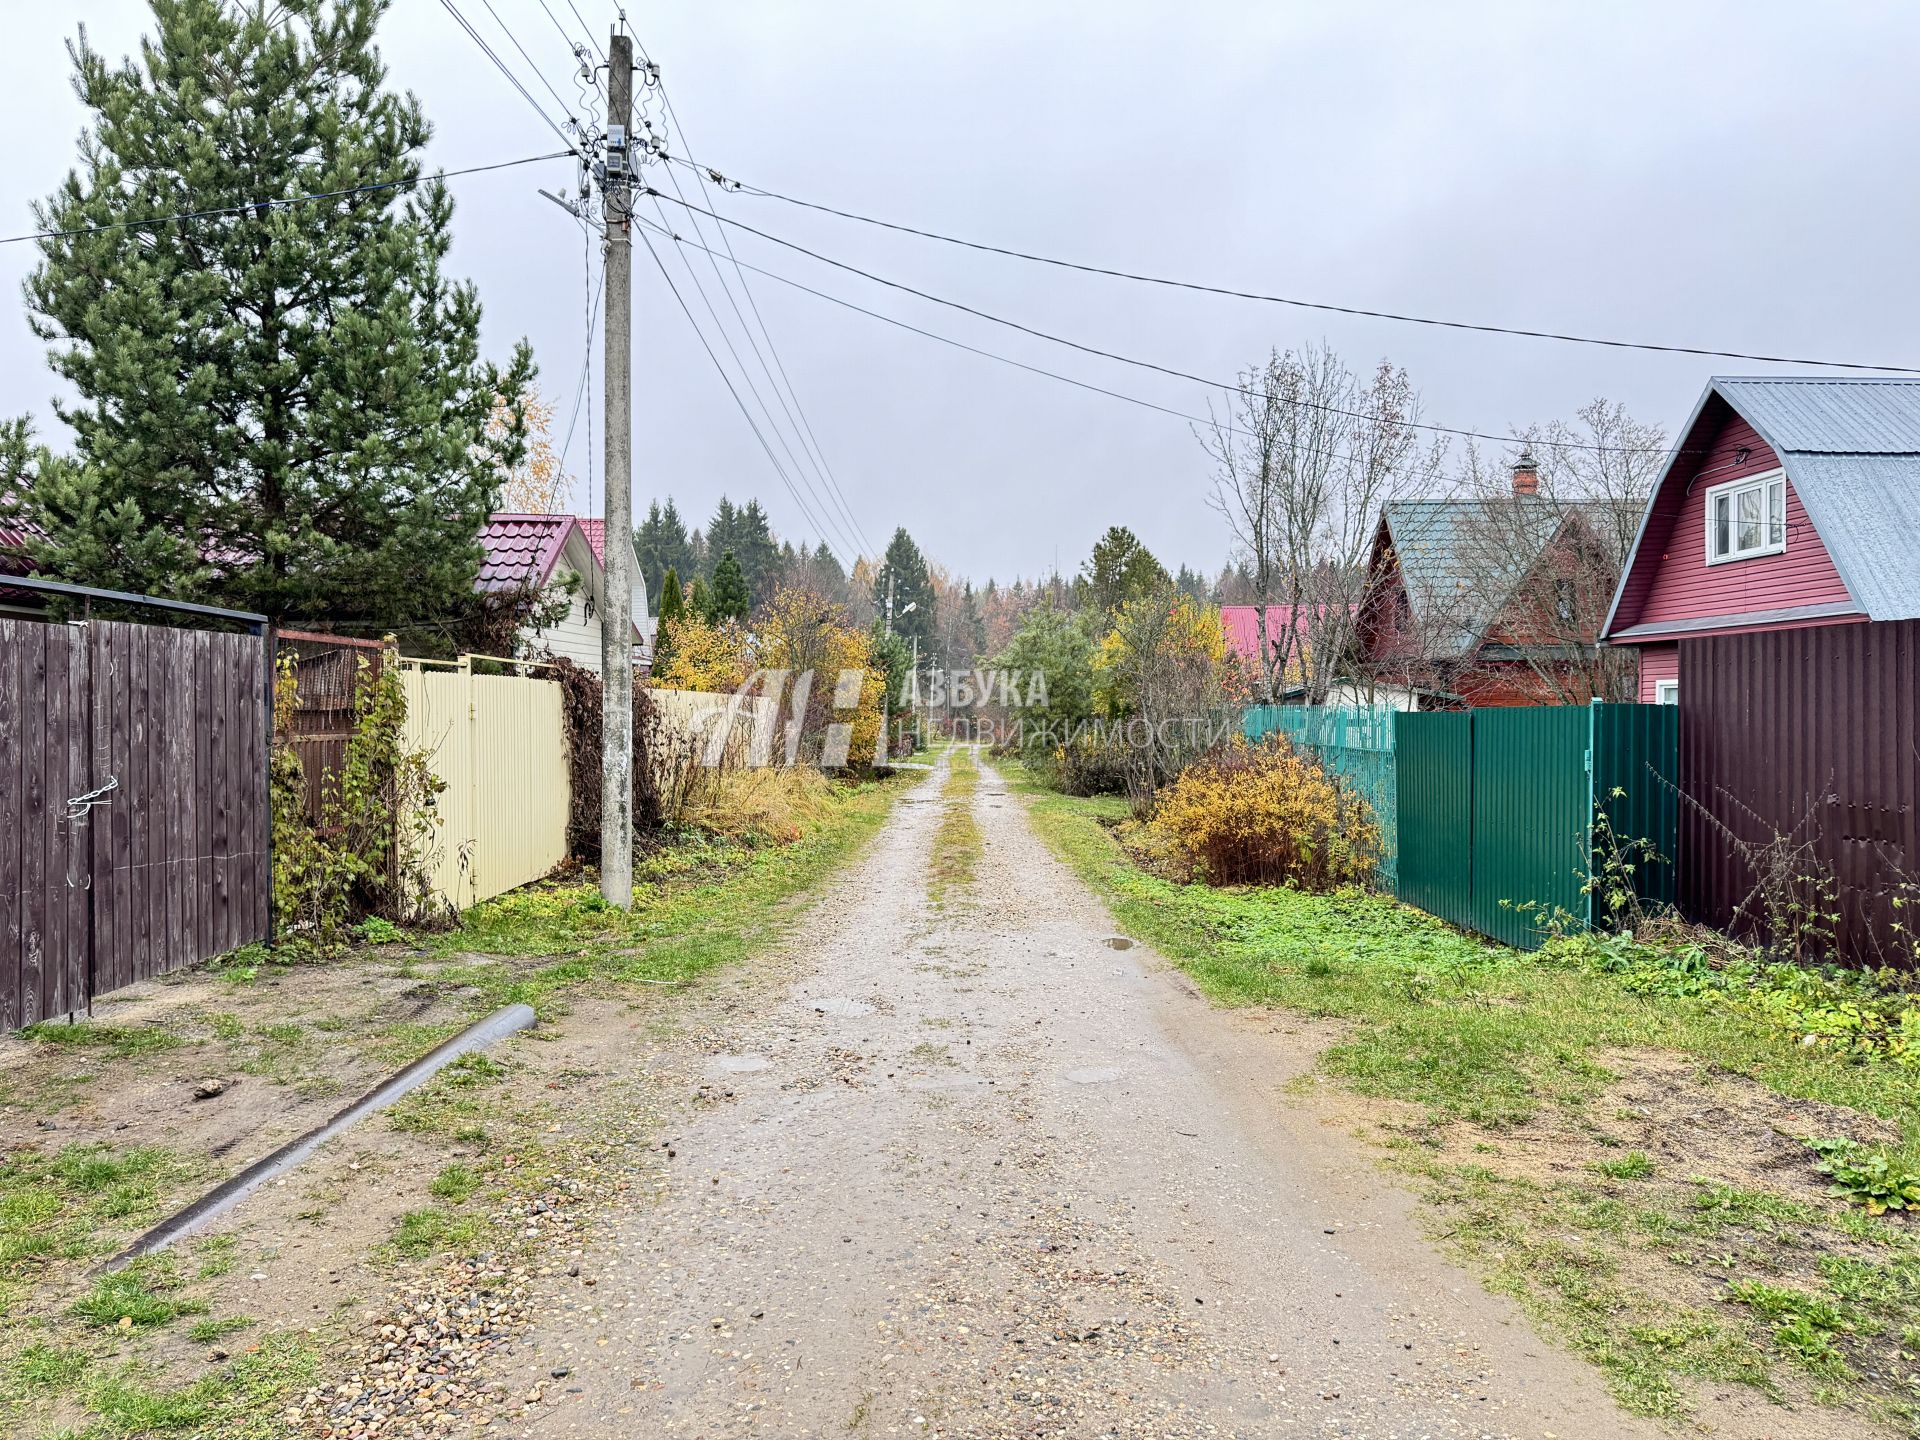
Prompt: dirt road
<box><xmin>502</xmin><ymin>749</ymin><xmax>1654</xmax><ymax>1438</ymax></box>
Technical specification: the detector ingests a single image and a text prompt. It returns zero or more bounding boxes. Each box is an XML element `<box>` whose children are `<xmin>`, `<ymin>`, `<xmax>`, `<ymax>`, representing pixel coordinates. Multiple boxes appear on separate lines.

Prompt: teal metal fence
<box><xmin>1243</xmin><ymin>705</ymin><xmax>1399</xmax><ymax>888</ymax></box>
<box><xmin>1393</xmin><ymin>702</ymin><xmax>1678</xmax><ymax>950</ymax></box>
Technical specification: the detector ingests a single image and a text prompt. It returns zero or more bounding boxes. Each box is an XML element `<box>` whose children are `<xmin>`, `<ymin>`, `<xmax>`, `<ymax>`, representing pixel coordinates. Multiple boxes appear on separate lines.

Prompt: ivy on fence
<box><xmin>270</xmin><ymin>643</ymin><xmax>442</xmax><ymax>947</ymax></box>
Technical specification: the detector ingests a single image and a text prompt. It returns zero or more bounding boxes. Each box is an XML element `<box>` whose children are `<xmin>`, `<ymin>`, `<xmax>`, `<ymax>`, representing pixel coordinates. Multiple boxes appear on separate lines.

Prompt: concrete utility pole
<box><xmin>599</xmin><ymin>31</ymin><xmax>635</xmax><ymax>909</ymax></box>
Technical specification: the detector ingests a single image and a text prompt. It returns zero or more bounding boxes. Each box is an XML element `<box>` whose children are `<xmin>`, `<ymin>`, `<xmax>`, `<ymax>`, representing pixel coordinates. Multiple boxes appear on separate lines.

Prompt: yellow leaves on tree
<box><xmin>648</xmin><ymin>587</ymin><xmax>885</xmax><ymax>770</ymax></box>
<box><xmin>1092</xmin><ymin>591</ymin><xmax>1236</xmax><ymax>719</ymax></box>
<box><xmin>650</xmin><ymin>613</ymin><xmax>753</xmax><ymax>693</ymax></box>
<box><xmin>756</xmin><ymin>587</ymin><xmax>886</xmax><ymax>770</ymax></box>
<box><xmin>488</xmin><ymin>384</ymin><xmax>567</xmax><ymax>514</ymax></box>
<box><xmin>1146</xmin><ymin>736</ymin><xmax>1380</xmax><ymax>890</ymax></box>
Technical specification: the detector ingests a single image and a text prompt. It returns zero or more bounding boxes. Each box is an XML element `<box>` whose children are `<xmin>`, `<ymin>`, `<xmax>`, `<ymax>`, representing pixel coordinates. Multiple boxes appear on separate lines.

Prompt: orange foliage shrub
<box><xmin>1146</xmin><ymin>737</ymin><xmax>1380</xmax><ymax>890</ymax></box>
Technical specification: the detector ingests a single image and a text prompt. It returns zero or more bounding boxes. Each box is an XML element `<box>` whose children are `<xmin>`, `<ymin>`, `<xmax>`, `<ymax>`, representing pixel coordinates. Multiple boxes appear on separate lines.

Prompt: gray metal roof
<box><xmin>1603</xmin><ymin>377</ymin><xmax>1920</xmax><ymax>636</ymax></box>
<box><xmin>1383</xmin><ymin>498</ymin><xmax>1564</xmax><ymax>659</ymax></box>
<box><xmin>1715</xmin><ymin>377</ymin><xmax>1920</xmax><ymax>454</ymax></box>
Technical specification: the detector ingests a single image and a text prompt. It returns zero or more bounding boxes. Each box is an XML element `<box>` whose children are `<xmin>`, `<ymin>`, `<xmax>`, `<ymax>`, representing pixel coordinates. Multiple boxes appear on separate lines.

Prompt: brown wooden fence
<box><xmin>0</xmin><ymin>615</ymin><xmax>269</xmax><ymax>1028</ymax></box>
<box><xmin>1679</xmin><ymin>620</ymin><xmax>1919</xmax><ymax>966</ymax></box>
<box><xmin>277</xmin><ymin>629</ymin><xmax>384</xmax><ymax>830</ymax></box>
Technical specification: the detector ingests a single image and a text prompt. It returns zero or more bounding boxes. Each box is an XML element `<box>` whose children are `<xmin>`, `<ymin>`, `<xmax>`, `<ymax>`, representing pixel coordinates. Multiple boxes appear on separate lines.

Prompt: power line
<box><xmin>642</xmin><ymin>183</ymin><xmax>861</xmax><ymax>561</ymax></box>
<box><xmin>473</xmin><ymin>0</ymin><xmax>578</xmax><ymax>118</ymax></box>
<box><xmin>657</xmin><ymin>91</ymin><xmax>876</xmax><ymax>560</ymax></box>
<box><xmin>646</xmin><ymin>182</ymin><xmax>863</xmax><ymax>562</ymax></box>
<box><xmin>670</xmin><ymin>157</ymin><xmax>1920</xmax><ymax>378</ymax></box>
<box><xmin>559</xmin><ymin>247</ymin><xmax>606</xmax><ymax>490</ymax></box>
<box><xmin>3</xmin><ymin>150</ymin><xmax>572</xmax><ymax>247</ymax></box>
<box><xmin>437</xmin><ymin>0</ymin><xmax>581</xmax><ymax>153</ymax></box>
<box><xmin>649</xmin><ymin>102</ymin><xmax>870</xmax><ymax>561</ymax></box>
<box><xmin>633</xmin><ymin>215</ymin><xmax>1316</xmax><ymax>450</ymax></box>
<box><xmin>636</xmin><ymin>227</ymin><xmax>845</xmax><ymax>564</ymax></box>
<box><xmin>644</xmin><ymin>188</ymin><xmax>1670</xmax><ymax>455</ymax></box>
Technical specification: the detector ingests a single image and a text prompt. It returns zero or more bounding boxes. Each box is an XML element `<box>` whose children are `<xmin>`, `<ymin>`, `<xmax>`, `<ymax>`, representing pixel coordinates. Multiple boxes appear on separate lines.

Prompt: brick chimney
<box><xmin>1511</xmin><ymin>448</ymin><xmax>1540</xmax><ymax>496</ymax></box>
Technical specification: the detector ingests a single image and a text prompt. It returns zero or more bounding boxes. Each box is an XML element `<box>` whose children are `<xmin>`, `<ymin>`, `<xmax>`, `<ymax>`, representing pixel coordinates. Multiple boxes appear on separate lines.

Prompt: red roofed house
<box><xmin>1219</xmin><ymin>604</ymin><xmax>1312</xmax><ymax>693</ymax></box>
<box><xmin>477</xmin><ymin>513</ymin><xmax>653</xmax><ymax>674</ymax></box>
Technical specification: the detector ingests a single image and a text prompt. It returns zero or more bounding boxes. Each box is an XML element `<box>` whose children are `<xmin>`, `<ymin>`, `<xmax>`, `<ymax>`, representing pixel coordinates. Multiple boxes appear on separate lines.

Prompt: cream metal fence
<box><xmin>399</xmin><ymin>658</ymin><xmax>569</xmax><ymax>911</ymax></box>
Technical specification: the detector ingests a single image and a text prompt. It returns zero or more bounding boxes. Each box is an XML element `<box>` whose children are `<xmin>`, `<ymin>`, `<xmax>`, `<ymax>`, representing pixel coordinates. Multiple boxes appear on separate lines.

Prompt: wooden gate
<box><xmin>0</xmin><ymin>617</ymin><xmax>270</xmax><ymax>1028</ymax></box>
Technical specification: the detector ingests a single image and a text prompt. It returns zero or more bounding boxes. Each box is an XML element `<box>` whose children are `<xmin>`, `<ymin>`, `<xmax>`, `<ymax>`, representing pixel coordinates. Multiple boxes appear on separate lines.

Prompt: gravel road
<box><xmin>500</xmin><ymin>749</ymin><xmax>1657</xmax><ymax>1439</ymax></box>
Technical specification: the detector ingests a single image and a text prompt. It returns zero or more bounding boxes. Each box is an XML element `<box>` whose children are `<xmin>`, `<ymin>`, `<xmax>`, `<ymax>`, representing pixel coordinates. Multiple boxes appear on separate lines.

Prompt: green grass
<box><xmin>70</xmin><ymin>1265</ymin><xmax>207</xmax><ymax>1332</ymax></box>
<box><xmin>71</xmin><ymin>1331</ymin><xmax>320</xmax><ymax>1438</ymax></box>
<box><xmin>1006</xmin><ymin>759</ymin><xmax>1920</xmax><ymax>1428</ymax></box>
<box><xmin>18</xmin><ymin>1022</ymin><xmax>183</xmax><ymax>1059</ymax></box>
<box><xmin>0</xmin><ymin>1145</ymin><xmax>198</xmax><ymax>1305</ymax></box>
<box><xmin>428</xmin><ymin>1162</ymin><xmax>480</xmax><ymax>1204</ymax></box>
<box><xmin>184</xmin><ymin>1315</ymin><xmax>255</xmax><ymax>1345</ymax></box>
<box><xmin>391</xmin><ymin>1206</ymin><xmax>484</xmax><ymax>1259</ymax></box>
<box><xmin>927</xmin><ymin>746</ymin><xmax>982</xmax><ymax>902</ymax></box>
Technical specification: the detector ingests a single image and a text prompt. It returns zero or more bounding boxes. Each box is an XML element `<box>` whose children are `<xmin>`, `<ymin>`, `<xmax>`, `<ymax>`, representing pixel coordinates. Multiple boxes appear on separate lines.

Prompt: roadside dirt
<box><xmin>486</xmin><ymin>750</ymin><xmax>1667</xmax><ymax>1438</ymax></box>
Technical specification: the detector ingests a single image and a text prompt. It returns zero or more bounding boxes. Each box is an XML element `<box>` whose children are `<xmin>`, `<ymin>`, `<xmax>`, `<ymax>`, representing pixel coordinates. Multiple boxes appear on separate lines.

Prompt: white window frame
<box><xmin>1703</xmin><ymin>469</ymin><xmax>1787</xmax><ymax>565</ymax></box>
<box><xmin>1652</xmin><ymin>678</ymin><xmax>1678</xmax><ymax>706</ymax></box>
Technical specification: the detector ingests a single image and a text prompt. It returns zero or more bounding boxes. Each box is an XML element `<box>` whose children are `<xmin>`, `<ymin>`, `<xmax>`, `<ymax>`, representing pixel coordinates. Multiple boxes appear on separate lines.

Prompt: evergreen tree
<box><xmin>636</xmin><ymin>497</ymin><xmax>694</xmax><ymax>601</ymax></box>
<box><xmin>872</xmin><ymin>527</ymin><xmax>935</xmax><ymax>668</ymax></box>
<box><xmin>652</xmin><ymin>566</ymin><xmax>684</xmax><ymax>670</ymax></box>
<box><xmin>1081</xmin><ymin>526</ymin><xmax>1171</xmax><ymax>618</ymax></box>
<box><xmin>709</xmin><ymin>550</ymin><xmax>750</xmax><ymax>622</ymax></box>
<box><xmin>704</xmin><ymin>498</ymin><xmax>741</xmax><ymax>582</ymax></box>
<box><xmin>688</xmin><ymin>574</ymin><xmax>711</xmax><ymax>621</ymax></box>
<box><xmin>10</xmin><ymin>0</ymin><xmax>532</xmax><ymax>623</ymax></box>
<box><xmin>706</xmin><ymin>496</ymin><xmax>780</xmax><ymax>604</ymax></box>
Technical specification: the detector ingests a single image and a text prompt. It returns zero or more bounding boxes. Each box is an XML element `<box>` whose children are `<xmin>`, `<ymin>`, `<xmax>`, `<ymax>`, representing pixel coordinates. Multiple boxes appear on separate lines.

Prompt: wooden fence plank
<box><xmin>135</xmin><ymin>624</ymin><xmax>156</xmax><ymax>984</ymax></box>
<box><xmin>21</xmin><ymin>626</ymin><xmax>48</xmax><ymax>1025</ymax></box>
<box><xmin>208</xmin><ymin>636</ymin><xmax>229</xmax><ymax>954</ymax></box>
<box><xmin>0</xmin><ymin>622</ymin><xmax>19</xmax><ymax>1030</ymax></box>
<box><xmin>192</xmin><ymin>630</ymin><xmax>211</xmax><ymax>958</ymax></box>
<box><xmin>60</xmin><ymin>625</ymin><xmax>87</xmax><ymax>1017</ymax></box>
<box><xmin>91</xmin><ymin>623</ymin><xmax>118</xmax><ymax>1001</ymax></box>
<box><xmin>165</xmin><ymin>629</ymin><xmax>186</xmax><ymax>976</ymax></box>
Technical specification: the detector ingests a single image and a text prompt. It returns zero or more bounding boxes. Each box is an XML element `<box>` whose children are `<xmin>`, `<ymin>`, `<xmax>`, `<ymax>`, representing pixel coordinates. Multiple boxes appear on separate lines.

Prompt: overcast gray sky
<box><xmin>5</xmin><ymin>1</ymin><xmax>1918</xmax><ymax>584</ymax></box>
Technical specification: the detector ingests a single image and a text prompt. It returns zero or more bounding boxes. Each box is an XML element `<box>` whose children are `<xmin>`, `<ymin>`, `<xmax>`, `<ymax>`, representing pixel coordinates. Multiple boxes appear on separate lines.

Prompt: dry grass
<box><xmin>680</xmin><ymin>766</ymin><xmax>839</xmax><ymax>844</ymax></box>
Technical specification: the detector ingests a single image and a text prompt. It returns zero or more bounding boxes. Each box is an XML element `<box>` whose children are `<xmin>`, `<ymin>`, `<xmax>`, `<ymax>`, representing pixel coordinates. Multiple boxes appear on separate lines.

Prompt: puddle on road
<box><xmin>1065</xmin><ymin>1066</ymin><xmax>1125</xmax><ymax>1086</ymax></box>
<box><xmin>708</xmin><ymin>1054</ymin><xmax>771</xmax><ymax>1076</ymax></box>
<box><xmin>1103</xmin><ymin>936</ymin><xmax>1136</xmax><ymax>951</ymax></box>
<box><xmin>811</xmin><ymin>996</ymin><xmax>877</xmax><ymax>1018</ymax></box>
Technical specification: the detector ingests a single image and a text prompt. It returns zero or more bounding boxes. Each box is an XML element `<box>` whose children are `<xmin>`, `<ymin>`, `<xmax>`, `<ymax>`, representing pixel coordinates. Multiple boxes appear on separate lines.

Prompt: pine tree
<box><xmin>688</xmin><ymin>574</ymin><xmax>711</xmax><ymax>622</ymax></box>
<box><xmin>636</xmin><ymin>497</ymin><xmax>694</xmax><ymax>600</ymax></box>
<box><xmin>12</xmin><ymin>0</ymin><xmax>533</xmax><ymax>623</ymax></box>
<box><xmin>709</xmin><ymin>549</ymin><xmax>751</xmax><ymax>623</ymax></box>
<box><xmin>652</xmin><ymin>566</ymin><xmax>684</xmax><ymax>670</ymax></box>
<box><xmin>1082</xmin><ymin>526</ymin><xmax>1171</xmax><ymax>618</ymax></box>
<box><xmin>872</xmin><ymin>528</ymin><xmax>935</xmax><ymax>669</ymax></box>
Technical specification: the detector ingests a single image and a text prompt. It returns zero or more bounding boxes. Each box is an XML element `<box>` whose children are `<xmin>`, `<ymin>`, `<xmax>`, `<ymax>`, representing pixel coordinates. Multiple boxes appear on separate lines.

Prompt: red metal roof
<box><xmin>476</xmin><ymin>514</ymin><xmax>582</xmax><ymax>594</ymax></box>
<box><xmin>577</xmin><ymin>518</ymin><xmax>607</xmax><ymax>564</ymax></box>
<box><xmin>0</xmin><ymin>519</ymin><xmax>44</xmax><ymax>578</ymax></box>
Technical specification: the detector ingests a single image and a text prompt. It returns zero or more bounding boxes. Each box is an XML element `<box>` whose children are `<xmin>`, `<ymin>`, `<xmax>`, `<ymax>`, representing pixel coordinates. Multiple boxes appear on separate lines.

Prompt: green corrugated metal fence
<box><xmin>1394</xmin><ymin>711</ymin><xmax>1470</xmax><ymax>928</ymax></box>
<box><xmin>1243</xmin><ymin>705</ymin><xmax>1399</xmax><ymax>888</ymax></box>
<box><xmin>1394</xmin><ymin>703</ymin><xmax>1677</xmax><ymax>950</ymax></box>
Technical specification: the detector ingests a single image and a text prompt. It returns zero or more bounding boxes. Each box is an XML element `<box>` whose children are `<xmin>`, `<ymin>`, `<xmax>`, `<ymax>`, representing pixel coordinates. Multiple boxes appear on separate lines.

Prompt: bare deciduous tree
<box><xmin>1201</xmin><ymin>343</ymin><xmax>1443</xmax><ymax>703</ymax></box>
<box><xmin>1441</xmin><ymin>399</ymin><xmax>1667</xmax><ymax>704</ymax></box>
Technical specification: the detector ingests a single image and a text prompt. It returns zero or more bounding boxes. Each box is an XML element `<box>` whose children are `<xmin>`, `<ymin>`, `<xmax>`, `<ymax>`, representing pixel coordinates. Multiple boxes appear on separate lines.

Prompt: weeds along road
<box><xmin>501</xmin><ymin>747</ymin><xmax>1655</xmax><ymax>1439</ymax></box>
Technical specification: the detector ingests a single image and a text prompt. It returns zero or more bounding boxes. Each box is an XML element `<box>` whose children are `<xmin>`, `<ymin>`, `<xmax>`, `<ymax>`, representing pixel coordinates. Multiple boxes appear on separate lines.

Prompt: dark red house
<box><xmin>1354</xmin><ymin>455</ymin><xmax>1624</xmax><ymax>708</ymax></box>
<box><xmin>1602</xmin><ymin>376</ymin><xmax>1920</xmax><ymax>964</ymax></box>
<box><xmin>1601</xmin><ymin>376</ymin><xmax>1919</xmax><ymax>697</ymax></box>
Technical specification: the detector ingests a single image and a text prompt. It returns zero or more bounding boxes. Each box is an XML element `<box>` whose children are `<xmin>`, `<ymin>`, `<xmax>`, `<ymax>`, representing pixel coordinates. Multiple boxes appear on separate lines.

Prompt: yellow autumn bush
<box><xmin>1145</xmin><ymin>737</ymin><xmax>1380</xmax><ymax>890</ymax></box>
